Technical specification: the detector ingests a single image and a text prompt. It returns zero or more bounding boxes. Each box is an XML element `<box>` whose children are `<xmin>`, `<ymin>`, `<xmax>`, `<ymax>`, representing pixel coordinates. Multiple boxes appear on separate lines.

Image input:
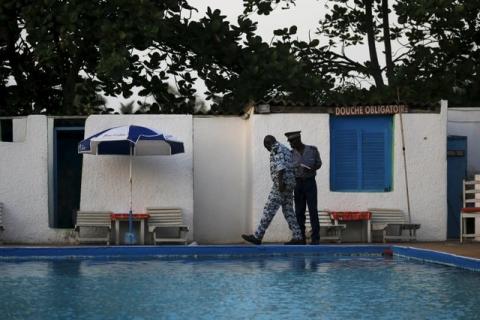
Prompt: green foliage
<box><xmin>393</xmin><ymin>0</ymin><xmax>480</xmax><ymax>106</ymax></box>
<box><xmin>313</xmin><ymin>0</ymin><xmax>480</xmax><ymax>105</ymax></box>
<box><xmin>1</xmin><ymin>0</ymin><xmax>479</xmax><ymax>116</ymax></box>
<box><xmin>242</xmin><ymin>0</ymin><xmax>296</xmax><ymax>15</ymax></box>
<box><xmin>0</xmin><ymin>0</ymin><xmax>333</xmax><ymax>115</ymax></box>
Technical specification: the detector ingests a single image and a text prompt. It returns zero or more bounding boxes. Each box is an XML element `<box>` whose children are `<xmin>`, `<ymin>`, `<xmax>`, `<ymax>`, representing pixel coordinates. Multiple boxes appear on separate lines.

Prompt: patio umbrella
<box><xmin>78</xmin><ymin>125</ymin><xmax>184</xmax><ymax>244</ymax></box>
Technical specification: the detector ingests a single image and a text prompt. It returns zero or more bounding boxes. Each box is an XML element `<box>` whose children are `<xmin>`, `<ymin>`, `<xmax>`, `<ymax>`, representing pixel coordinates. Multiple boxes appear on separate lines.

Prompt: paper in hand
<box><xmin>300</xmin><ymin>163</ymin><xmax>312</xmax><ymax>170</ymax></box>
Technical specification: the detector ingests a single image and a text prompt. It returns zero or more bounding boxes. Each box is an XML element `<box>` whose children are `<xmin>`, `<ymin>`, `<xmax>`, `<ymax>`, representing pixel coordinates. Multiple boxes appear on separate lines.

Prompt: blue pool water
<box><xmin>1</xmin><ymin>255</ymin><xmax>479</xmax><ymax>319</ymax></box>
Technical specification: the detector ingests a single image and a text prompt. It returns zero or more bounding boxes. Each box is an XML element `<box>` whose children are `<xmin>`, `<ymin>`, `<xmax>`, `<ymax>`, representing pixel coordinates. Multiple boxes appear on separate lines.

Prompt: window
<box><xmin>330</xmin><ymin>116</ymin><xmax>393</xmax><ymax>192</ymax></box>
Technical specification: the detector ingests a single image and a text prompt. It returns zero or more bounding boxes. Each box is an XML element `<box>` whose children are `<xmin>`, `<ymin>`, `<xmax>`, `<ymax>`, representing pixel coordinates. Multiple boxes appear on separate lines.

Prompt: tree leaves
<box><xmin>1</xmin><ymin>0</ymin><xmax>479</xmax><ymax>116</ymax></box>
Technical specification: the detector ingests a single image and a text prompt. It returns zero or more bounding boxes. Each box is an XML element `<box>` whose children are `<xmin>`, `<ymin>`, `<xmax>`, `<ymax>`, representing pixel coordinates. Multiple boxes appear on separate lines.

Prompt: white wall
<box><xmin>193</xmin><ymin>117</ymin><xmax>249</xmax><ymax>243</ymax></box>
<box><xmin>447</xmin><ymin>108</ymin><xmax>480</xmax><ymax>176</ymax></box>
<box><xmin>248</xmin><ymin>101</ymin><xmax>448</xmax><ymax>242</ymax></box>
<box><xmin>0</xmin><ymin>115</ymin><xmax>73</xmax><ymax>243</ymax></box>
<box><xmin>0</xmin><ymin>104</ymin><xmax>448</xmax><ymax>244</ymax></box>
<box><xmin>80</xmin><ymin>115</ymin><xmax>194</xmax><ymax>242</ymax></box>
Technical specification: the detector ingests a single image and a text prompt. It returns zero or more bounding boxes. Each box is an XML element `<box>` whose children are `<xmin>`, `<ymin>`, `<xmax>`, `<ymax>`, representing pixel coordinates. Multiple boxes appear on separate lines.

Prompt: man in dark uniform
<box><xmin>285</xmin><ymin>131</ymin><xmax>322</xmax><ymax>244</ymax></box>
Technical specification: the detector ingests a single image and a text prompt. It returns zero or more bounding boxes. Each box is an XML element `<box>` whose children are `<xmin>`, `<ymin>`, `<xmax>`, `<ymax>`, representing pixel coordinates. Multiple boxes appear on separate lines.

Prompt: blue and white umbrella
<box><xmin>78</xmin><ymin>125</ymin><xmax>184</xmax><ymax>244</ymax></box>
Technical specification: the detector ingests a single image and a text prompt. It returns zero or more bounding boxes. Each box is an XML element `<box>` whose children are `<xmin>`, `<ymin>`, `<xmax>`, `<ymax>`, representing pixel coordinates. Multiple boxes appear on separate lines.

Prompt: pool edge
<box><xmin>392</xmin><ymin>245</ymin><xmax>480</xmax><ymax>272</ymax></box>
<box><xmin>2</xmin><ymin>245</ymin><xmax>480</xmax><ymax>271</ymax></box>
<box><xmin>0</xmin><ymin>244</ymin><xmax>388</xmax><ymax>258</ymax></box>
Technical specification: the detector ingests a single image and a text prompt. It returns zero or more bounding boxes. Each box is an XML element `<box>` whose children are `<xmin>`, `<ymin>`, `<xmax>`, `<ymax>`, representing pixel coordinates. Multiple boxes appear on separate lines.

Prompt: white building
<box><xmin>447</xmin><ymin>107</ymin><xmax>480</xmax><ymax>177</ymax></box>
<box><xmin>0</xmin><ymin>101</ymin><xmax>448</xmax><ymax>244</ymax></box>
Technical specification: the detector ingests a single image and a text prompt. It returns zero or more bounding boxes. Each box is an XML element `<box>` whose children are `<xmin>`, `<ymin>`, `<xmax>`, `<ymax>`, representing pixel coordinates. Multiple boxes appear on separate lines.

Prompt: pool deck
<box><xmin>404</xmin><ymin>241</ymin><xmax>480</xmax><ymax>259</ymax></box>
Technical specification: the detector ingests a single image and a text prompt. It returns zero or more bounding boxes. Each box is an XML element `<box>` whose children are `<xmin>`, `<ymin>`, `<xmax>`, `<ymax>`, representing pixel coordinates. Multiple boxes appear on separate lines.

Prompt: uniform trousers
<box><xmin>294</xmin><ymin>177</ymin><xmax>319</xmax><ymax>242</ymax></box>
<box><xmin>254</xmin><ymin>186</ymin><xmax>303</xmax><ymax>240</ymax></box>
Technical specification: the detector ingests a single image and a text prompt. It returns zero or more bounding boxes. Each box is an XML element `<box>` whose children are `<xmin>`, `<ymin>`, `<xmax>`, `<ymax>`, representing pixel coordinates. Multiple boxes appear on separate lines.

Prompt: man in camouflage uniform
<box><xmin>242</xmin><ymin>135</ymin><xmax>304</xmax><ymax>245</ymax></box>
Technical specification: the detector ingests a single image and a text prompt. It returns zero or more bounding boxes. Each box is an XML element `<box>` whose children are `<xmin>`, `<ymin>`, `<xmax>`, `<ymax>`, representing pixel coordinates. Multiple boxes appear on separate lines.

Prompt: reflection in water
<box><xmin>0</xmin><ymin>255</ymin><xmax>479</xmax><ymax>320</ymax></box>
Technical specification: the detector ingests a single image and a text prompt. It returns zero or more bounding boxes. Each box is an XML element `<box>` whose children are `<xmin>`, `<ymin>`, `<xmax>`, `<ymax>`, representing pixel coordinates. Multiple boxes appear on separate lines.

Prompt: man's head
<box><xmin>263</xmin><ymin>135</ymin><xmax>276</xmax><ymax>151</ymax></box>
<box><xmin>285</xmin><ymin>131</ymin><xmax>302</xmax><ymax>150</ymax></box>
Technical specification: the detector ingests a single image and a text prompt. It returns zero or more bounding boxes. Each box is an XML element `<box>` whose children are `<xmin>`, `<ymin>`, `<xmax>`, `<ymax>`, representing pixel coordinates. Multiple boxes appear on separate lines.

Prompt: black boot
<box><xmin>242</xmin><ymin>234</ymin><xmax>262</xmax><ymax>245</ymax></box>
<box><xmin>284</xmin><ymin>238</ymin><xmax>306</xmax><ymax>245</ymax></box>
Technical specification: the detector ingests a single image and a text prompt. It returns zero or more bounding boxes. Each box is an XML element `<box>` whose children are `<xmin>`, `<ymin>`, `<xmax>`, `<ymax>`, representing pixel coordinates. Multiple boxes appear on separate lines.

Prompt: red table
<box><xmin>329</xmin><ymin>211</ymin><xmax>372</xmax><ymax>243</ymax></box>
<box><xmin>111</xmin><ymin>213</ymin><xmax>150</xmax><ymax>245</ymax></box>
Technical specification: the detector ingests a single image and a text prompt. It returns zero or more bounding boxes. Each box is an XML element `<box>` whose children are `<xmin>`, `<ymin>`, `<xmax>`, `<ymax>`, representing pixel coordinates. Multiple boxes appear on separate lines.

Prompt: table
<box><xmin>330</xmin><ymin>211</ymin><xmax>372</xmax><ymax>243</ymax></box>
<box><xmin>111</xmin><ymin>213</ymin><xmax>150</xmax><ymax>245</ymax></box>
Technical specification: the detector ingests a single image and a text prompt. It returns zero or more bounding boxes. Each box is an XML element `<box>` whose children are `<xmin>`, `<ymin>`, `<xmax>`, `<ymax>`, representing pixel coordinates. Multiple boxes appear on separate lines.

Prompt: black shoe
<box><xmin>242</xmin><ymin>234</ymin><xmax>262</xmax><ymax>245</ymax></box>
<box><xmin>310</xmin><ymin>239</ymin><xmax>320</xmax><ymax>245</ymax></box>
<box><xmin>284</xmin><ymin>238</ymin><xmax>306</xmax><ymax>245</ymax></box>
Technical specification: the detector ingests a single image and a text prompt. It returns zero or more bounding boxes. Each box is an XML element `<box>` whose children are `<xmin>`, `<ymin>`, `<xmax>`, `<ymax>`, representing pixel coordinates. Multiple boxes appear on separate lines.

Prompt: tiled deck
<box><xmin>399</xmin><ymin>241</ymin><xmax>480</xmax><ymax>259</ymax></box>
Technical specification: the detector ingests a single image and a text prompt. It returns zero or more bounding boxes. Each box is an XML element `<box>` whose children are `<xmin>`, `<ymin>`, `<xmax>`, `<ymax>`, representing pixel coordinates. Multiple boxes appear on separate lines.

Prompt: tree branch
<box><xmin>364</xmin><ymin>0</ymin><xmax>384</xmax><ymax>88</ymax></box>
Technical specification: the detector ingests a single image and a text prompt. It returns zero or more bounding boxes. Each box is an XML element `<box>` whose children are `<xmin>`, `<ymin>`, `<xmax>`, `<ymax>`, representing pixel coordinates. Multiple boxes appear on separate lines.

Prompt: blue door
<box><xmin>447</xmin><ymin>136</ymin><xmax>467</xmax><ymax>239</ymax></box>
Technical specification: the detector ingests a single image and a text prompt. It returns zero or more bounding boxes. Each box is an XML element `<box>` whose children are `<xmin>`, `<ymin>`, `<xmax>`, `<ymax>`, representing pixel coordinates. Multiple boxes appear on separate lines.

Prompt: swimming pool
<box><xmin>1</xmin><ymin>251</ymin><xmax>479</xmax><ymax>319</ymax></box>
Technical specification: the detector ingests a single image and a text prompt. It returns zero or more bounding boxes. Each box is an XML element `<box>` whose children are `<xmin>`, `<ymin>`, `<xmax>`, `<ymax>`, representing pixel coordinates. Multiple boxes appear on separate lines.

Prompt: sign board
<box><xmin>334</xmin><ymin>105</ymin><xmax>409</xmax><ymax>116</ymax></box>
<box><xmin>261</xmin><ymin>103</ymin><xmax>439</xmax><ymax>114</ymax></box>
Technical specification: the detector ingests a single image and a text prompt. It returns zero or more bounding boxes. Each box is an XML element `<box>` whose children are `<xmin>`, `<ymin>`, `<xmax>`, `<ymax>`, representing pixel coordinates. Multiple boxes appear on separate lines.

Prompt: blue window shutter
<box><xmin>362</xmin><ymin>131</ymin><xmax>386</xmax><ymax>190</ymax></box>
<box><xmin>332</xmin><ymin>129</ymin><xmax>359</xmax><ymax>190</ymax></box>
<box><xmin>330</xmin><ymin>115</ymin><xmax>392</xmax><ymax>192</ymax></box>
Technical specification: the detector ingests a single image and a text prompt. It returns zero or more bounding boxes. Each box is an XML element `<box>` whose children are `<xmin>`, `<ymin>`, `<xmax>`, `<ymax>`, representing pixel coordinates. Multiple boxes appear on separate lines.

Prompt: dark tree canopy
<box><xmin>0</xmin><ymin>0</ymin><xmax>479</xmax><ymax>116</ymax></box>
<box><xmin>0</xmin><ymin>0</ymin><xmax>332</xmax><ymax>116</ymax></box>
<box><xmin>245</xmin><ymin>0</ymin><xmax>480</xmax><ymax>106</ymax></box>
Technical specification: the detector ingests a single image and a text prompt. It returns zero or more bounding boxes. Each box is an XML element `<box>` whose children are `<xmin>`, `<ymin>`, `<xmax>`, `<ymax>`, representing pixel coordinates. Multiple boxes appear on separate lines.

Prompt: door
<box><xmin>447</xmin><ymin>136</ymin><xmax>467</xmax><ymax>239</ymax></box>
<box><xmin>54</xmin><ymin>126</ymin><xmax>84</xmax><ymax>228</ymax></box>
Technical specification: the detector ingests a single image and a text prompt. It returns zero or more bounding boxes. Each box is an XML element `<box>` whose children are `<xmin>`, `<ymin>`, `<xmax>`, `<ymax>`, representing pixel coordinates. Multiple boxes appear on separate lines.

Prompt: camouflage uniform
<box><xmin>254</xmin><ymin>142</ymin><xmax>303</xmax><ymax>241</ymax></box>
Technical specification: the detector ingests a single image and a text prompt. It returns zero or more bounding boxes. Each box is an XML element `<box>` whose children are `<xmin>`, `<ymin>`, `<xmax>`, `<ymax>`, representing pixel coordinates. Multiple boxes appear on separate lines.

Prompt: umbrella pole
<box><xmin>128</xmin><ymin>143</ymin><xmax>134</xmax><ymax>243</ymax></box>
